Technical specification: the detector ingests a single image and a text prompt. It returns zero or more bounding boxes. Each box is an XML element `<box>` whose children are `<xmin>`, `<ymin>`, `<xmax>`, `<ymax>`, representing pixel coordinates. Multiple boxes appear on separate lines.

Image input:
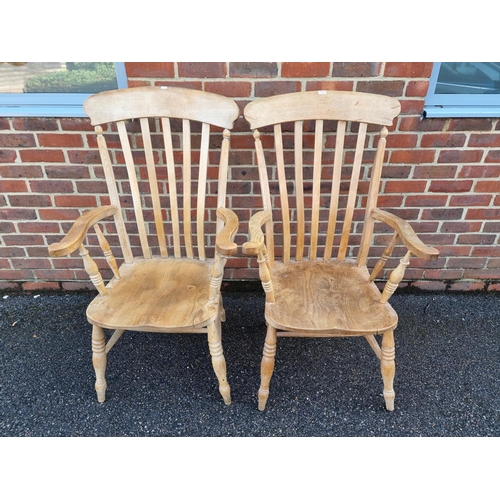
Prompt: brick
<box><xmin>75</xmin><ymin>180</ymin><xmax>107</xmax><ymax>193</ymax></box>
<box><xmin>0</xmin><ymin>164</ymin><xmax>43</xmax><ymax>178</ymax></box>
<box><xmin>466</xmin><ymin>208</ymin><xmax>500</xmax><ymax>219</ymax></box>
<box><xmin>0</xmin><ymin>179</ymin><xmax>28</xmax><ymax>192</ymax></box>
<box><xmin>230</xmin><ymin>62</ymin><xmax>278</xmax><ymax>78</ymax></box>
<box><xmin>459</xmin><ymin>165</ymin><xmax>500</xmax><ymax>178</ymax></box>
<box><xmin>35</xmin><ymin>269</ymin><xmax>76</xmax><ymax>281</ymax></box>
<box><xmin>38</xmin><ymin>208</ymin><xmax>81</xmax><ymax>220</ymax></box>
<box><xmin>447</xmin><ymin>257</ymin><xmax>487</xmax><ymax>269</ymax></box>
<box><xmin>438</xmin><ymin>150</ymin><xmax>483</xmax><ymax>163</ymax></box>
<box><xmin>22</xmin><ymin>282</ymin><xmax>60</xmax><ymax>291</ymax></box>
<box><xmin>38</xmin><ymin>133</ymin><xmax>84</xmax><ymax>148</ymax></box>
<box><xmin>414</xmin><ymin>165</ymin><xmax>458</xmax><ymax>179</ymax></box>
<box><xmin>384</xmin><ymin>62</ymin><xmax>433</xmax><ymax>78</ymax></box>
<box><xmin>425</xmin><ymin>269</ymin><xmax>463</xmax><ymax>280</ymax></box>
<box><xmin>60</xmin><ymin>118</ymin><xmax>94</xmax><ymax>132</ymax></box>
<box><xmin>282</xmin><ymin>62</ymin><xmax>330</xmax><ymax>78</ymax></box>
<box><xmin>450</xmin><ymin>194</ymin><xmax>492</xmax><ymax>206</ymax></box>
<box><xmin>386</xmin><ymin>134</ymin><xmax>418</xmax><ymax>148</ymax></box>
<box><xmin>0</xmin><ymin>133</ymin><xmax>36</xmax><ymax>148</ymax></box>
<box><xmin>61</xmin><ymin>281</ymin><xmax>95</xmax><ymax>291</ymax></box>
<box><xmin>441</xmin><ymin>221</ymin><xmax>482</xmax><ymax>233</ymax></box>
<box><xmin>3</xmin><ymin>234</ymin><xmax>44</xmax><ymax>246</ymax></box>
<box><xmin>422</xmin><ymin>208</ymin><xmax>464</xmax><ymax>220</ymax></box>
<box><xmin>20</xmin><ymin>149</ymin><xmax>65</xmax><ymax>163</ymax></box>
<box><xmin>400</xmin><ymin>100</ymin><xmax>425</xmax><ymax>115</ymax></box>
<box><xmin>0</xmin><ymin>221</ymin><xmax>15</xmax><ymax>232</ymax></box>
<box><xmin>471</xmin><ymin>246</ymin><xmax>500</xmax><ymax>257</ymax></box>
<box><xmin>356</xmin><ymin>80</ymin><xmax>405</xmax><ymax>97</ymax></box>
<box><xmin>465</xmin><ymin>269</ymin><xmax>500</xmax><ymax>279</ymax></box>
<box><xmin>178</xmin><ymin>62</ymin><xmax>226</xmax><ymax>78</ymax></box>
<box><xmin>18</xmin><ymin>222</ymin><xmax>60</xmax><ymax>233</ymax></box>
<box><xmin>485</xmin><ymin>150</ymin><xmax>500</xmax><ymax>163</ymax></box>
<box><xmin>45</xmin><ymin>165</ymin><xmax>90</xmax><ymax>179</ymax></box>
<box><xmin>399</xmin><ymin>116</ymin><xmax>447</xmax><ymax>132</ymax></box>
<box><xmin>0</xmin><ymin>269</ymin><xmax>34</xmax><ymax>280</ymax></box>
<box><xmin>305</xmin><ymin>81</ymin><xmax>354</xmax><ymax>91</ymax></box>
<box><xmin>458</xmin><ymin>233</ymin><xmax>496</xmax><ymax>245</ymax></box>
<box><xmin>449</xmin><ymin>281</ymin><xmax>485</xmax><ymax>292</ymax></box>
<box><xmin>475</xmin><ymin>180</ymin><xmax>500</xmax><ymax>192</ymax></box>
<box><xmin>255</xmin><ymin>81</ymin><xmax>302</xmax><ymax>97</ymax></box>
<box><xmin>405</xmin><ymin>195</ymin><xmax>447</xmax><ymax>207</ymax></box>
<box><xmin>448</xmin><ymin>118</ymin><xmax>494</xmax><ymax>131</ymax></box>
<box><xmin>384</xmin><ymin>180</ymin><xmax>427</xmax><ymax>193</ymax></box>
<box><xmin>12</xmin><ymin>117</ymin><xmax>59</xmax><ymax>131</ymax></box>
<box><xmin>411</xmin><ymin>281</ymin><xmax>447</xmax><ymax>291</ymax></box>
<box><xmin>54</xmin><ymin>195</ymin><xmax>97</xmax><ymax>207</ymax></box>
<box><xmin>405</xmin><ymin>80</ymin><xmax>429</xmax><ymax>97</ymax></box>
<box><xmin>8</xmin><ymin>194</ymin><xmax>52</xmax><ymax>207</ymax></box>
<box><xmin>429</xmin><ymin>180</ymin><xmax>472</xmax><ymax>192</ymax></box>
<box><xmin>0</xmin><ymin>118</ymin><xmax>10</xmax><ymax>130</ymax></box>
<box><xmin>467</xmin><ymin>133</ymin><xmax>500</xmax><ymax>148</ymax></box>
<box><xmin>420</xmin><ymin>133</ymin><xmax>466</xmax><ymax>148</ymax></box>
<box><xmin>29</xmin><ymin>180</ymin><xmax>74</xmax><ymax>193</ymax></box>
<box><xmin>0</xmin><ymin>208</ymin><xmax>37</xmax><ymax>220</ymax></box>
<box><xmin>390</xmin><ymin>149</ymin><xmax>435</xmax><ymax>164</ymax></box>
<box><xmin>67</xmin><ymin>150</ymin><xmax>101</xmax><ymax>164</ymax></box>
<box><xmin>125</xmin><ymin>62</ymin><xmax>175</xmax><ymax>78</ymax></box>
<box><xmin>204</xmin><ymin>81</ymin><xmax>252</xmax><ymax>97</ymax></box>
<box><xmin>331</xmin><ymin>63</ymin><xmax>382</xmax><ymax>77</ymax></box>
<box><xmin>11</xmin><ymin>258</ymin><xmax>51</xmax><ymax>269</ymax></box>
<box><xmin>0</xmin><ymin>150</ymin><xmax>16</xmax><ymax>162</ymax></box>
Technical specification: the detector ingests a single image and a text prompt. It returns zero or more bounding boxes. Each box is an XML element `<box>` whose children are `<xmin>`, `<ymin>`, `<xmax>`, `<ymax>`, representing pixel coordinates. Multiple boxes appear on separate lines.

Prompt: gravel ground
<box><xmin>1</xmin><ymin>288</ymin><xmax>498</xmax><ymax>438</ymax></box>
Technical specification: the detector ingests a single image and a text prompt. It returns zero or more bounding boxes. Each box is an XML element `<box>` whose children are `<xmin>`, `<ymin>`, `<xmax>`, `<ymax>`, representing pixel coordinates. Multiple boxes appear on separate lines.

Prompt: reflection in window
<box><xmin>435</xmin><ymin>62</ymin><xmax>500</xmax><ymax>95</ymax></box>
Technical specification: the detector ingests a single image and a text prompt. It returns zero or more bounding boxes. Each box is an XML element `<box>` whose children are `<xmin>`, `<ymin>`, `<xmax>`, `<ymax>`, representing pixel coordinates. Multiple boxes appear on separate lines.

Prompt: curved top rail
<box><xmin>84</xmin><ymin>86</ymin><xmax>240</xmax><ymax>129</ymax></box>
<box><xmin>244</xmin><ymin>90</ymin><xmax>401</xmax><ymax>129</ymax></box>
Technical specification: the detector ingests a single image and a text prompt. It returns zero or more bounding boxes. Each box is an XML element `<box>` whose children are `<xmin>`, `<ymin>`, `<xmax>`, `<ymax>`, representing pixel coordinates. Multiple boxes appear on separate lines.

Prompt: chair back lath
<box><xmin>83</xmin><ymin>86</ymin><xmax>240</xmax><ymax>264</ymax></box>
<box><xmin>244</xmin><ymin>90</ymin><xmax>401</xmax><ymax>267</ymax></box>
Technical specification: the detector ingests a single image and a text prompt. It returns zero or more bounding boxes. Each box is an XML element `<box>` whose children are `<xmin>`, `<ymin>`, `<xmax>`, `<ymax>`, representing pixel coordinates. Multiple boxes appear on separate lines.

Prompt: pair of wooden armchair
<box><xmin>48</xmin><ymin>87</ymin><xmax>439</xmax><ymax>411</ymax></box>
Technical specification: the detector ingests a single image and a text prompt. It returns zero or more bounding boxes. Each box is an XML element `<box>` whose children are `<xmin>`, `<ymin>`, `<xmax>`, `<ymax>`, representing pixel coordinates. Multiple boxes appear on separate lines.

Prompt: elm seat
<box><xmin>266</xmin><ymin>260</ymin><xmax>398</xmax><ymax>336</ymax></box>
<box><xmin>86</xmin><ymin>258</ymin><xmax>218</xmax><ymax>332</ymax></box>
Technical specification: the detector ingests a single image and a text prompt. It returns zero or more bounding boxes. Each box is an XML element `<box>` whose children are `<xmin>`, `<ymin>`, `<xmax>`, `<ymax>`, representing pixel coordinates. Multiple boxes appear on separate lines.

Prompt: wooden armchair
<box><xmin>48</xmin><ymin>87</ymin><xmax>240</xmax><ymax>405</ymax></box>
<box><xmin>242</xmin><ymin>90</ymin><xmax>439</xmax><ymax>411</ymax></box>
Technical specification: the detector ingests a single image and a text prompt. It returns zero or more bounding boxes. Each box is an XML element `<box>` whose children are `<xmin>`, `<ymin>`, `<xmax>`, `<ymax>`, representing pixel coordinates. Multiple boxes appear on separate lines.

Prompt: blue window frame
<box><xmin>423</xmin><ymin>62</ymin><xmax>500</xmax><ymax>118</ymax></box>
<box><xmin>0</xmin><ymin>62</ymin><xmax>127</xmax><ymax>117</ymax></box>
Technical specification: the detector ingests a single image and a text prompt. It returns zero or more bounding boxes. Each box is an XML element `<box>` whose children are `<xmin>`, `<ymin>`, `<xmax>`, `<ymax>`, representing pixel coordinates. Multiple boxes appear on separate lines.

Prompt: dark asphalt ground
<box><xmin>1</xmin><ymin>288</ymin><xmax>497</xmax><ymax>497</ymax></box>
<box><xmin>1</xmin><ymin>288</ymin><xmax>498</xmax><ymax>437</ymax></box>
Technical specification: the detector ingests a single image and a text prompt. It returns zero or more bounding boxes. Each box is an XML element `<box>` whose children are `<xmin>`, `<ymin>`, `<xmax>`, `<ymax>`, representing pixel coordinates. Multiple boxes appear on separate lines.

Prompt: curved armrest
<box><xmin>242</xmin><ymin>210</ymin><xmax>272</xmax><ymax>255</ymax></box>
<box><xmin>215</xmin><ymin>207</ymin><xmax>239</xmax><ymax>256</ymax></box>
<box><xmin>371</xmin><ymin>208</ymin><xmax>440</xmax><ymax>261</ymax></box>
<box><xmin>48</xmin><ymin>205</ymin><xmax>118</xmax><ymax>257</ymax></box>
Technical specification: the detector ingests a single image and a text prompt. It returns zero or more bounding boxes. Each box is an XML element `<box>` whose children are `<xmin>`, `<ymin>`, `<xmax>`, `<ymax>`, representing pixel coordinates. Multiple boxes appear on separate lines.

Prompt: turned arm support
<box><xmin>371</xmin><ymin>208</ymin><xmax>439</xmax><ymax>261</ymax></box>
<box><xmin>215</xmin><ymin>207</ymin><xmax>239</xmax><ymax>256</ymax></box>
<box><xmin>242</xmin><ymin>210</ymin><xmax>275</xmax><ymax>302</ymax></box>
<box><xmin>48</xmin><ymin>205</ymin><xmax>118</xmax><ymax>257</ymax></box>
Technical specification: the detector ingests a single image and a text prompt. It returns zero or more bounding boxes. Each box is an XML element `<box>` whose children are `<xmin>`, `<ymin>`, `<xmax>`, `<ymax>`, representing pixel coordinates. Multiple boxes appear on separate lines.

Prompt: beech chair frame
<box><xmin>48</xmin><ymin>86</ymin><xmax>240</xmax><ymax>405</ymax></box>
<box><xmin>243</xmin><ymin>90</ymin><xmax>439</xmax><ymax>411</ymax></box>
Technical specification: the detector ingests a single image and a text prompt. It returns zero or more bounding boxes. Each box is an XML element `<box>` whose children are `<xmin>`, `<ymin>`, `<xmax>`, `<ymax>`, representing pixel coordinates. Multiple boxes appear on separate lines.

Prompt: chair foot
<box><xmin>92</xmin><ymin>325</ymin><xmax>107</xmax><ymax>403</ymax></box>
<box><xmin>381</xmin><ymin>330</ymin><xmax>396</xmax><ymax>412</ymax></box>
<box><xmin>220</xmin><ymin>384</ymin><xmax>231</xmax><ymax>405</ymax></box>
<box><xmin>258</xmin><ymin>389</ymin><xmax>269</xmax><ymax>411</ymax></box>
<box><xmin>258</xmin><ymin>324</ymin><xmax>277</xmax><ymax>411</ymax></box>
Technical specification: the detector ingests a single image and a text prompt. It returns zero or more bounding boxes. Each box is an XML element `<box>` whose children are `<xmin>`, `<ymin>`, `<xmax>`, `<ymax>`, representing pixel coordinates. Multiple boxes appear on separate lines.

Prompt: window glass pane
<box><xmin>0</xmin><ymin>62</ymin><xmax>119</xmax><ymax>94</ymax></box>
<box><xmin>436</xmin><ymin>62</ymin><xmax>500</xmax><ymax>95</ymax></box>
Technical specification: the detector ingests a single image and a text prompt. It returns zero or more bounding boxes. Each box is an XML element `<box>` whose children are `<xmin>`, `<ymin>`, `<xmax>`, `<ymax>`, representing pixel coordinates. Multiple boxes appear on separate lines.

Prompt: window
<box><xmin>0</xmin><ymin>62</ymin><xmax>127</xmax><ymax>117</ymax></box>
<box><xmin>423</xmin><ymin>62</ymin><xmax>500</xmax><ymax>118</ymax></box>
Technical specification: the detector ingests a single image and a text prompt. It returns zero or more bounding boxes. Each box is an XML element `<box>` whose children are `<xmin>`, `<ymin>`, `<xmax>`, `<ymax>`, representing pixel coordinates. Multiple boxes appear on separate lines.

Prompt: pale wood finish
<box><xmin>48</xmin><ymin>86</ymin><xmax>240</xmax><ymax>405</ymax></box>
<box><xmin>243</xmin><ymin>90</ymin><xmax>439</xmax><ymax>411</ymax></box>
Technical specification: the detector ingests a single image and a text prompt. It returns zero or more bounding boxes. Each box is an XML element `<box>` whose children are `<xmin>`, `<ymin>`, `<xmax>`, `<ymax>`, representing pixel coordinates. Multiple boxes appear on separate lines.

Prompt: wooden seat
<box><xmin>48</xmin><ymin>86</ymin><xmax>240</xmax><ymax>405</ymax></box>
<box><xmin>243</xmin><ymin>90</ymin><xmax>440</xmax><ymax>411</ymax></box>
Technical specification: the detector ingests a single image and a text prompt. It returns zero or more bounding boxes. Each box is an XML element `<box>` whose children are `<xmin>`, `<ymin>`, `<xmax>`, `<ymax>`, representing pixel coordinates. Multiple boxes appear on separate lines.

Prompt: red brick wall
<box><xmin>1</xmin><ymin>62</ymin><xmax>500</xmax><ymax>292</ymax></box>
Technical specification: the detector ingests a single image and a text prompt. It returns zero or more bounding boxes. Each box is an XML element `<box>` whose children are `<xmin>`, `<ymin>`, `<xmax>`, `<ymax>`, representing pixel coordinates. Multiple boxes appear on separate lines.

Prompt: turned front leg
<box><xmin>207</xmin><ymin>320</ymin><xmax>231</xmax><ymax>405</ymax></box>
<box><xmin>258</xmin><ymin>324</ymin><xmax>277</xmax><ymax>411</ymax></box>
<box><xmin>381</xmin><ymin>330</ymin><xmax>396</xmax><ymax>411</ymax></box>
<box><xmin>92</xmin><ymin>325</ymin><xmax>107</xmax><ymax>402</ymax></box>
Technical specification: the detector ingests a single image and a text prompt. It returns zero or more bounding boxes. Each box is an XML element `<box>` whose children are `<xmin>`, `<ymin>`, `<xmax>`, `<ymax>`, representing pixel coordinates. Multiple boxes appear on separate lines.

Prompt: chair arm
<box><xmin>371</xmin><ymin>208</ymin><xmax>440</xmax><ymax>261</ymax></box>
<box><xmin>215</xmin><ymin>207</ymin><xmax>239</xmax><ymax>256</ymax></box>
<box><xmin>48</xmin><ymin>205</ymin><xmax>118</xmax><ymax>257</ymax></box>
<box><xmin>242</xmin><ymin>210</ymin><xmax>272</xmax><ymax>255</ymax></box>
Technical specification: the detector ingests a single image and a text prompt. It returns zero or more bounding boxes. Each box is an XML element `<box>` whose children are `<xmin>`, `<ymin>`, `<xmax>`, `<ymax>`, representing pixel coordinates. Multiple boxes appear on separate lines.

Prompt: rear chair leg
<box><xmin>381</xmin><ymin>330</ymin><xmax>396</xmax><ymax>411</ymax></box>
<box><xmin>258</xmin><ymin>324</ymin><xmax>277</xmax><ymax>411</ymax></box>
<box><xmin>207</xmin><ymin>320</ymin><xmax>231</xmax><ymax>405</ymax></box>
<box><xmin>92</xmin><ymin>325</ymin><xmax>107</xmax><ymax>403</ymax></box>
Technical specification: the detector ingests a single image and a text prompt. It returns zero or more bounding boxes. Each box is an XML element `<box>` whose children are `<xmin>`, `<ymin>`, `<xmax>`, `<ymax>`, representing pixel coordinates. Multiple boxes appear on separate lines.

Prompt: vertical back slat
<box><xmin>357</xmin><ymin>126</ymin><xmax>388</xmax><ymax>267</ymax></box>
<box><xmin>324</xmin><ymin>120</ymin><xmax>346</xmax><ymax>260</ymax></box>
<box><xmin>196</xmin><ymin>122</ymin><xmax>210</xmax><ymax>261</ymax></box>
<box><xmin>216</xmin><ymin>129</ymin><xmax>231</xmax><ymax>232</ymax></box>
<box><xmin>254</xmin><ymin>129</ymin><xmax>275</xmax><ymax>266</ymax></box>
<box><xmin>140</xmin><ymin>118</ymin><xmax>168</xmax><ymax>258</ymax></box>
<box><xmin>182</xmin><ymin>119</ymin><xmax>194</xmax><ymax>259</ymax></box>
<box><xmin>294</xmin><ymin>121</ymin><xmax>305</xmax><ymax>261</ymax></box>
<box><xmin>309</xmin><ymin>119</ymin><xmax>324</xmax><ymax>260</ymax></box>
<box><xmin>337</xmin><ymin>121</ymin><xmax>367</xmax><ymax>261</ymax></box>
<box><xmin>117</xmin><ymin>120</ymin><xmax>151</xmax><ymax>259</ymax></box>
<box><xmin>161</xmin><ymin>117</ymin><xmax>181</xmax><ymax>258</ymax></box>
<box><xmin>95</xmin><ymin>127</ymin><xmax>133</xmax><ymax>264</ymax></box>
<box><xmin>275</xmin><ymin>124</ymin><xmax>291</xmax><ymax>262</ymax></box>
